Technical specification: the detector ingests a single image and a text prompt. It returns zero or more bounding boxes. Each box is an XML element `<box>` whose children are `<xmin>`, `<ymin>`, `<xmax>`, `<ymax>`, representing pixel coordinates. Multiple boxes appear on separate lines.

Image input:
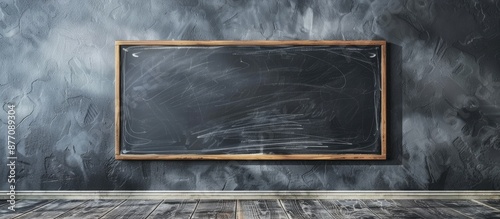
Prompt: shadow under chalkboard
<box><xmin>115</xmin><ymin>41</ymin><xmax>388</xmax><ymax>160</ymax></box>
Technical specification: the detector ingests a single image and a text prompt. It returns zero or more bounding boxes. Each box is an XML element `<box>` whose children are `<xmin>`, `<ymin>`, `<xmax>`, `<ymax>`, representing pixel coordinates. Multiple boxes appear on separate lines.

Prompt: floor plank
<box><xmin>280</xmin><ymin>199</ymin><xmax>333</xmax><ymax>219</ymax></box>
<box><xmin>363</xmin><ymin>200</ymin><xmax>423</xmax><ymax>219</ymax></box>
<box><xmin>395</xmin><ymin>200</ymin><xmax>469</xmax><ymax>219</ymax></box>
<box><xmin>320</xmin><ymin>199</ymin><xmax>379</xmax><ymax>219</ymax></box>
<box><xmin>0</xmin><ymin>201</ymin><xmax>9</xmax><ymax>208</ymax></box>
<box><xmin>101</xmin><ymin>200</ymin><xmax>162</xmax><ymax>219</ymax></box>
<box><xmin>147</xmin><ymin>200</ymin><xmax>198</xmax><ymax>219</ymax></box>
<box><xmin>53</xmin><ymin>199</ymin><xmax>123</xmax><ymax>219</ymax></box>
<box><xmin>190</xmin><ymin>200</ymin><xmax>236</xmax><ymax>219</ymax></box>
<box><xmin>439</xmin><ymin>200</ymin><xmax>500</xmax><ymax>219</ymax></box>
<box><xmin>237</xmin><ymin>200</ymin><xmax>289</xmax><ymax>219</ymax></box>
<box><xmin>0</xmin><ymin>200</ymin><xmax>52</xmax><ymax>219</ymax></box>
<box><xmin>1</xmin><ymin>199</ymin><xmax>499</xmax><ymax>218</ymax></box>
<box><xmin>14</xmin><ymin>200</ymin><xmax>85</xmax><ymax>219</ymax></box>
<box><xmin>476</xmin><ymin>199</ymin><xmax>500</xmax><ymax>211</ymax></box>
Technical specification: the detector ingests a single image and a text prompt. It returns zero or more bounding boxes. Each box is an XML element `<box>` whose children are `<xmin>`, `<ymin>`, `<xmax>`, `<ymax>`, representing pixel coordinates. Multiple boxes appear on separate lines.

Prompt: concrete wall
<box><xmin>1</xmin><ymin>0</ymin><xmax>500</xmax><ymax>190</ymax></box>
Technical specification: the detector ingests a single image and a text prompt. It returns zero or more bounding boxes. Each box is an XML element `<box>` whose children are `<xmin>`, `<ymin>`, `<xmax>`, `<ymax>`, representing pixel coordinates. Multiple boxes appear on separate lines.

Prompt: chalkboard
<box><xmin>115</xmin><ymin>41</ymin><xmax>386</xmax><ymax>160</ymax></box>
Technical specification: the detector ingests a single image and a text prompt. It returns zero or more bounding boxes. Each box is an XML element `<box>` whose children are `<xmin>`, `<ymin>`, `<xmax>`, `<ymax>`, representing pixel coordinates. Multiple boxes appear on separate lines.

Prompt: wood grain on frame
<box><xmin>115</xmin><ymin>43</ymin><xmax>121</xmax><ymax>156</ymax></box>
<box><xmin>115</xmin><ymin>40</ymin><xmax>387</xmax><ymax>160</ymax></box>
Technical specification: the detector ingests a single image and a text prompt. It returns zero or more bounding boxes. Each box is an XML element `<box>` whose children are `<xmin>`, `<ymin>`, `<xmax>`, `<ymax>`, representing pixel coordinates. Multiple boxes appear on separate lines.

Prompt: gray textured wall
<box><xmin>1</xmin><ymin>0</ymin><xmax>500</xmax><ymax>190</ymax></box>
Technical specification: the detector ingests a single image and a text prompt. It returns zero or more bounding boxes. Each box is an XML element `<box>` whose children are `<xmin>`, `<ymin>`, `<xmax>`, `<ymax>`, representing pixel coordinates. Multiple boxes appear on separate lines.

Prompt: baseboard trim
<box><xmin>1</xmin><ymin>191</ymin><xmax>499</xmax><ymax>200</ymax></box>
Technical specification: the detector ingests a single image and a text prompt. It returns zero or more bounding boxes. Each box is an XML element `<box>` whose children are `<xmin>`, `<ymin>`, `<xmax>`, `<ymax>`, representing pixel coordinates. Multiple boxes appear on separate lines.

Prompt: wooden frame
<box><xmin>115</xmin><ymin>40</ymin><xmax>386</xmax><ymax>160</ymax></box>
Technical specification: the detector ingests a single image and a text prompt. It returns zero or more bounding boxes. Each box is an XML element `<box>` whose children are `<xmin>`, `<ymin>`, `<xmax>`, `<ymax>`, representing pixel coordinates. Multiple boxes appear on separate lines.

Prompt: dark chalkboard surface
<box><xmin>115</xmin><ymin>41</ymin><xmax>386</xmax><ymax>160</ymax></box>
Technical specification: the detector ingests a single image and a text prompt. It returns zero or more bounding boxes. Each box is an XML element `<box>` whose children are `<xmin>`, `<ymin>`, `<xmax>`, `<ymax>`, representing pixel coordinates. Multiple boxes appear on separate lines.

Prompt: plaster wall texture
<box><xmin>0</xmin><ymin>0</ymin><xmax>499</xmax><ymax>190</ymax></box>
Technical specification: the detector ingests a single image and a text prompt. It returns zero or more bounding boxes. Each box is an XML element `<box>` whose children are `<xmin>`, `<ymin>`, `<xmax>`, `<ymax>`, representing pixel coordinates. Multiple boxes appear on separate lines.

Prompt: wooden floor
<box><xmin>1</xmin><ymin>199</ymin><xmax>499</xmax><ymax>218</ymax></box>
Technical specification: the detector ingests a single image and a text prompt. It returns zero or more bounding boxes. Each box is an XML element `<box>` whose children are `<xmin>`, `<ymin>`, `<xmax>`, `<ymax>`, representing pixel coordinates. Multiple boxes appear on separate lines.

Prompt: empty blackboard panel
<box><xmin>115</xmin><ymin>41</ymin><xmax>386</xmax><ymax>160</ymax></box>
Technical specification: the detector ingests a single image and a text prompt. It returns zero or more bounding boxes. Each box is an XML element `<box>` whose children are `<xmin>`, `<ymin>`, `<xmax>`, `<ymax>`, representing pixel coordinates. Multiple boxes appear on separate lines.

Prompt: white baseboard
<box><xmin>1</xmin><ymin>191</ymin><xmax>499</xmax><ymax>200</ymax></box>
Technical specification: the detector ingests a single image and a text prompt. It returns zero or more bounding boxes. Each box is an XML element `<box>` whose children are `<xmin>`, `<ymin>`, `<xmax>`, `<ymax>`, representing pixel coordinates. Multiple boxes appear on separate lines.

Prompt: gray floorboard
<box><xmin>1</xmin><ymin>199</ymin><xmax>499</xmax><ymax>219</ymax></box>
